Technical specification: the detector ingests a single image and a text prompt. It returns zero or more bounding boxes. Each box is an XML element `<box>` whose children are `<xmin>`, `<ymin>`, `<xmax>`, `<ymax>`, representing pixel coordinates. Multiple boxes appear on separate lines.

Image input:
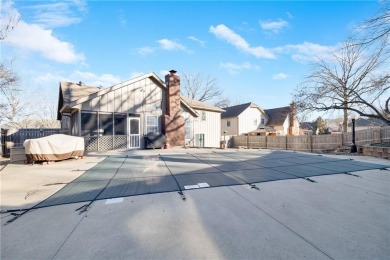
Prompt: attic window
<box><xmin>201</xmin><ymin>111</ymin><xmax>206</xmax><ymax>121</ymax></box>
<box><xmin>227</xmin><ymin>119</ymin><xmax>231</xmax><ymax>127</ymax></box>
<box><xmin>254</xmin><ymin>119</ymin><xmax>258</xmax><ymax>126</ymax></box>
<box><xmin>261</xmin><ymin>118</ymin><xmax>265</xmax><ymax>125</ymax></box>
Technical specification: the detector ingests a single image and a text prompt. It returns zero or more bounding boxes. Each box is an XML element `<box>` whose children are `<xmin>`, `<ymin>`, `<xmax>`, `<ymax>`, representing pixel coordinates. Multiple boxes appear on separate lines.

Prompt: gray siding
<box><xmin>80</xmin><ymin>78</ymin><xmax>164</xmax><ymax>115</ymax></box>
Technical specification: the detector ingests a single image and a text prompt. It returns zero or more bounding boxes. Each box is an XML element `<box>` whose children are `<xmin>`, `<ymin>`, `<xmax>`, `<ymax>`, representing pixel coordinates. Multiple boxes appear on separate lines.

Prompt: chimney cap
<box><xmin>169</xmin><ymin>70</ymin><xmax>177</xmax><ymax>74</ymax></box>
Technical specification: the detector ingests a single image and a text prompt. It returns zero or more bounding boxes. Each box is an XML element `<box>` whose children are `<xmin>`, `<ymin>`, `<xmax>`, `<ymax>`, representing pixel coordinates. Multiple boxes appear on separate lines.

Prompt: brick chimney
<box><xmin>163</xmin><ymin>70</ymin><xmax>185</xmax><ymax>146</ymax></box>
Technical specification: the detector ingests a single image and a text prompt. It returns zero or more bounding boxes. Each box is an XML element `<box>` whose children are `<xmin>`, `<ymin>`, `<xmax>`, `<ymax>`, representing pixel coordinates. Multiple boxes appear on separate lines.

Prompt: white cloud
<box><xmin>157</xmin><ymin>39</ymin><xmax>186</xmax><ymax>51</ymax></box>
<box><xmin>209</xmin><ymin>24</ymin><xmax>275</xmax><ymax>59</ymax></box>
<box><xmin>5</xmin><ymin>20</ymin><xmax>84</xmax><ymax>63</ymax></box>
<box><xmin>286</xmin><ymin>12</ymin><xmax>294</xmax><ymax>19</ymax></box>
<box><xmin>187</xmin><ymin>36</ymin><xmax>205</xmax><ymax>46</ymax></box>
<box><xmin>69</xmin><ymin>71</ymin><xmax>121</xmax><ymax>87</ymax></box>
<box><xmin>27</xmin><ymin>0</ymin><xmax>87</xmax><ymax>28</ymax></box>
<box><xmin>137</xmin><ymin>46</ymin><xmax>155</xmax><ymax>55</ymax></box>
<box><xmin>260</xmin><ymin>19</ymin><xmax>289</xmax><ymax>33</ymax></box>
<box><xmin>275</xmin><ymin>42</ymin><xmax>334</xmax><ymax>63</ymax></box>
<box><xmin>220</xmin><ymin>62</ymin><xmax>260</xmax><ymax>74</ymax></box>
<box><xmin>272</xmin><ymin>73</ymin><xmax>289</xmax><ymax>79</ymax></box>
<box><xmin>32</xmin><ymin>72</ymin><xmax>63</xmax><ymax>85</ymax></box>
<box><xmin>2</xmin><ymin>1</ymin><xmax>84</xmax><ymax>63</ymax></box>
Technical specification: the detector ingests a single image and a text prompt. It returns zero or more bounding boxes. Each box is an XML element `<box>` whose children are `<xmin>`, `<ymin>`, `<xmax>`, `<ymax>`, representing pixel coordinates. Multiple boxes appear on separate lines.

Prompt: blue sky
<box><xmin>1</xmin><ymin>0</ymin><xmax>385</xmax><ymax>117</ymax></box>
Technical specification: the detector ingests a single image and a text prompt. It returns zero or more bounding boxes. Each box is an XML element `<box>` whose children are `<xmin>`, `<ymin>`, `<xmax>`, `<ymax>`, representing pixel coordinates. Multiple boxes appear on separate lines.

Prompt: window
<box><xmin>254</xmin><ymin>119</ymin><xmax>258</xmax><ymax>126</ymax></box>
<box><xmin>114</xmin><ymin>113</ymin><xmax>126</xmax><ymax>135</ymax></box>
<box><xmin>227</xmin><ymin>120</ymin><xmax>231</xmax><ymax>127</ymax></box>
<box><xmin>81</xmin><ymin>111</ymin><xmax>126</xmax><ymax>137</ymax></box>
<box><xmin>201</xmin><ymin>111</ymin><xmax>206</xmax><ymax>121</ymax></box>
<box><xmin>185</xmin><ymin>117</ymin><xmax>192</xmax><ymax>140</ymax></box>
<box><xmin>81</xmin><ymin>112</ymin><xmax>97</xmax><ymax>136</ymax></box>
<box><xmin>99</xmin><ymin>113</ymin><xmax>114</xmax><ymax>136</ymax></box>
<box><xmin>146</xmin><ymin>115</ymin><xmax>159</xmax><ymax>133</ymax></box>
<box><xmin>261</xmin><ymin>118</ymin><xmax>265</xmax><ymax>125</ymax></box>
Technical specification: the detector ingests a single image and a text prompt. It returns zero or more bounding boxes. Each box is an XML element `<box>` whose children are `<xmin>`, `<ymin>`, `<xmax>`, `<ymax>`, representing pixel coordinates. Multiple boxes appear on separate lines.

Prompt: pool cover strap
<box><xmin>2</xmin><ymin>151</ymin><xmax>388</xmax><ymax>220</ymax></box>
<box><xmin>159</xmin><ymin>154</ymin><xmax>186</xmax><ymax>200</ymax></box>
<box><xmin>75</xmin><ymin>155</ymin><xmax>129</xmax><ymax>214</ymax></box>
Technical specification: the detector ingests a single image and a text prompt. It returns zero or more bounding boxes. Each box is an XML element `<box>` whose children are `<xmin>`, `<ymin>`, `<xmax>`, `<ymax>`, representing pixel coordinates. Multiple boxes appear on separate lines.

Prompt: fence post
<box><xmin>285</xmin><ymin>136</ymin><xmax>288</xmax><ymax>150</ymax></box>
<box><xmin>378</xmin><ymin>128</ymin><xmax>382</xmax><ymax>144</ymax></box>
<box><xmin>338</xmin><ymin>133</ymin><xmax>344</xmax><ymax>147</ymax></box>
<box><xmin>265</xmin><ymin>135</ymin><xmax>267</xmax><ymax>149</ymax></box>
<box><xmin>1</xmin><ymin>129</ymin><xmax>8</xmax><ymax>157</ymax></box>
<box><xmin>246</xmin><ymin>135</ymin><xmax>249</xmax><ymax>149</ymax></box>
<box><xmin>308</xmin><ymin>135</ymin><xmax>312</xmax><ymax>153</ymax></box>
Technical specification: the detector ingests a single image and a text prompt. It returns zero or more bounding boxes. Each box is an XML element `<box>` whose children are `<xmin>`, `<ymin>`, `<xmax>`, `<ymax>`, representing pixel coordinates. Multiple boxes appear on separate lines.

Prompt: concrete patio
<box><xmin>1</xmin><ymin>148</ymin><xmax>389</xmax><ymax>260</ymax></box>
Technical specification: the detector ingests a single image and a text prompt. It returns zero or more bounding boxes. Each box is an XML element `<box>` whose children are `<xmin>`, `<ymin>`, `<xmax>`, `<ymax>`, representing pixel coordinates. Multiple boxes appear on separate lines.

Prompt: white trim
<box><xmin>128</xmin><ymin>117</ymin><xmax>141</xmax><ymax>149</ymax></box>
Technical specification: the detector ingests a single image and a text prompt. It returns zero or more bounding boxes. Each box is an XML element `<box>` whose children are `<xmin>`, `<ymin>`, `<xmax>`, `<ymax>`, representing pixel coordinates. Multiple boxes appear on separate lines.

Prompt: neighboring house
<box><xmin>299</xmin><ymin>122</ymin><xmax>315</xmax><ymax>135</ymax></box>
<box><xmin>323</xmin><ymin>117</ymin><xmax>385</xmax><ymax>133</ymax></box>
<box><xmin>221</xmin><ymin>102</ymin><xmax>299</xmax><ymax>136</ymax></box>
<box><xmin>325</xmin><ymin>119</ymin><xmax>343</xmax><ymax>134</ymax></box>
<box><xmin>57</xmin><ymin>70</ymin><xmax>224</xmax><ymax>151</ymax></box>
<box><xmin>348</xmin><ymin>117</ymin><xmax>386</xmax><ymax>132</ymax></box>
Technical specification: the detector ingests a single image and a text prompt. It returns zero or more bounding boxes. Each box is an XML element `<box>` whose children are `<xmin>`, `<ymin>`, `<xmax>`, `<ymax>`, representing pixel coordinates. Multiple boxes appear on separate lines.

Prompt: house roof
<box><xmin>221</xmin><ymin>102</ymin><xmax>251</xmax><ymax>118</ymax></box>
<box><xmin>264</xmin><ymin>106</ymin><xmax>291</xmax><ymax>126</ymax></box>
<box><xmin>65</xmin><ymin>72</ymin><xmax>164</xmax><ymax>108</ymax></box>
<box><xmin>347</xmin><ymin>117</ymin><xmax>386</xmax><ymax>127</ymax></box>
<box><xmin>181</xmin><ymin>96</ymin><xmax>225</xmax><ymax>113</ymax></box>
<box><xmin>58</xmin><ymin>72</ymin><xmax>224</xmax><ymax>118</ymax></box>
<box><xmin>60</xmin><ymin>81</ymin><xmax>100</xmax><ymax>105</ymax></box>
<box><xmin>221</xmin><ymin>102</ymin><xmax>267</xmax><ymax>118</ymax></box>
<box><xmin>300</xmin><ymin>121</ymin><xmax>315</xmax><ymax>130</ymax></box>
<box><xmin>248</xmin><ymin>126</ymin><xmax>277</xmax><ymax>134</ymax></box>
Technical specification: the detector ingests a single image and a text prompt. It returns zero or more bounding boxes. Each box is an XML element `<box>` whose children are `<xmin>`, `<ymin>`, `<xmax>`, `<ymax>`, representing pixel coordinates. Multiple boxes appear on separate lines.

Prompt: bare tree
<box><xmin>0</xmin><ymin>85</ymin><xmax>31</xmax><ymax>128</ymax></box>
<box><xmin>294</xmin><ymin>4</ymin><xmax>390</xmax><ymax>130</ymax></box>
<box><xmin>181</xmin><ymin>72</ymin><xmax>231</xmax><ymax>108</ymax></box>
<box><xmin>0</xmin><ymin>14</ymin><xmax>23</xmax><ymax>127</ymax></box>
<box><xmin>0</xmin><ymin>14</ymin><xmax>20</xmax><ymax>41</ymax></box>
<box><xmin>34</xmin><ymin>97</ymin><xmax>59</xmax><ymax>128</ymax></box>
<box><xmin>354</xmin><ymin>2</ymin><xmax>390</xmax><ymax>45</ymax></box>
<box><xmin>293</xmin><ymin>40</ymin><xmax>389</xmax><ymax>130</ymax></box>
<box><xmin>213</xmin><ymin>97</ymin><xmax>231</xmax><ymax>108</ymax></box>
<box><xmin>0</xmin><ymin>63</ymin><xmax>18</xmax><ymax>91</ymax></box>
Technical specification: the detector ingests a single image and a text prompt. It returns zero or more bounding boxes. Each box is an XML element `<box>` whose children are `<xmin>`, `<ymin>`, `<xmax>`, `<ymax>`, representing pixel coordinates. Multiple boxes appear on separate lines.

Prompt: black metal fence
<box><xmin>1</xmin><ymin>128</ymin><xmax>67</xmax><ymax>157</ymax></box>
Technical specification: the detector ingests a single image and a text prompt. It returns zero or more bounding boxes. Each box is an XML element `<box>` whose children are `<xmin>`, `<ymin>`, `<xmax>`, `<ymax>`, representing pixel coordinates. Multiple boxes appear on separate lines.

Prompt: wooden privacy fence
<box><xmin>231</xmin><ymin>126</ymin><xmax>390</xmax><ymax>152</ymax></box>
<box><xmin>1</xmin><ymin>128</ymin><xmax>67</xmax><ymax>156</ymax></box>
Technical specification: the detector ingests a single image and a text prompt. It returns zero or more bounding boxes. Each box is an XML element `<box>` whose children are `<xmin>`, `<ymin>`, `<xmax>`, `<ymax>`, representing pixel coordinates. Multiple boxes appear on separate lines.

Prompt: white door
<box><xmin>128</xmin><ymin>118</ymin><xmax>140</xmax><ymax>149</ymax></box>
<box><xmin>195</xmin><ymin>133</ymin><xmax>205</xmax><ymax>147</ymax></box>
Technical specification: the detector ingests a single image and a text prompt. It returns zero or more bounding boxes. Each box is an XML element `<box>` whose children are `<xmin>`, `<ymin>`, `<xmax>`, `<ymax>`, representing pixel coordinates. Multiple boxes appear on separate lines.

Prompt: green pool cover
<box><xmin>33</xmin><ymin>151</ymin><xmax>389</xmax><ymax>209</ymax></box>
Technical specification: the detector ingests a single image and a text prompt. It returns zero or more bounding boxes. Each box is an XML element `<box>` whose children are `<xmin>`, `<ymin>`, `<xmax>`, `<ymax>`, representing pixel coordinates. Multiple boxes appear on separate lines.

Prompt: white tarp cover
<box><xmin>24</xmin><ymin>134</ymin><xmax>84</xmax><ymax>162</ymax></box>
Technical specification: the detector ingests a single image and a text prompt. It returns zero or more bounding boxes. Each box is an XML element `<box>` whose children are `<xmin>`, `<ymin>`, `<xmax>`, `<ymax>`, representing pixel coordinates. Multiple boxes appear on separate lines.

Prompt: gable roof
<box><xmin>221</xmin><ymin>102</ymin><xmax>267</xmax><ymax>118</ymax></box>
<box><xmin>300</xmin><ymin>121</ymin><xmax>315</xmax><ymax>130</ymax></box>
<box><xmin>264</xmin><ymin>106</ymin><xmax>291</xmax><ymax>126</ymax></box>
<box><xmin>181</xmin><ymin>96</ymin><xmax>225</xmax><ymax>113</ymax></box>
<box><xmin>347</xmin><ymin>117</ymin><xmax>386</xmax><ymax>127</ymax></box>
<box><xmin>60</xmin><ymin>81</ymin><xmax>100</xmax><ymax>105</ymax></box>
<box><xmin>221</xmin><ymin>102</ymin><xmax>251</xmax><ymax>118</ymax></box>
<box><xmin>67</xmin><ymin>72</ymin><xmax>164</xmax><ymax>108</ymax></box>
<box><xmin>58</xmin><ymin>72</ymin><xmax>224</xmax><ymax>118</ymax></box>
